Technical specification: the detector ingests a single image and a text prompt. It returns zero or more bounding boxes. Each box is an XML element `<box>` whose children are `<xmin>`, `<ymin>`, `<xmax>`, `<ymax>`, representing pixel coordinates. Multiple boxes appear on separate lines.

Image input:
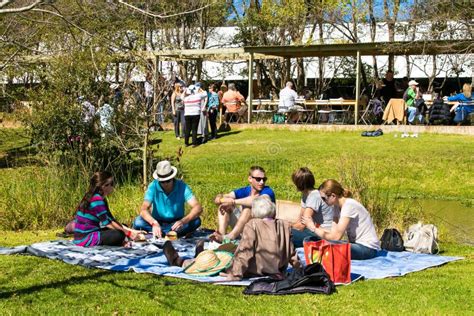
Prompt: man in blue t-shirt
<box><xmin>211</xmin><ymin>166</ymin><xmax>276</xmax><ymax>242</ymax></box>
<box><xmin>133</xmin><ymin>160</ymin><xmax>202</xmax><ymax>238</ymax></box>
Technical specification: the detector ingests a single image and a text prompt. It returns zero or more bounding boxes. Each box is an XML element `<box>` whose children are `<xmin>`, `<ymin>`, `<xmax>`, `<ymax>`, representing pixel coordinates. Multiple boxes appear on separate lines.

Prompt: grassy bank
<box><xmin>1</xmin><ymin>127</ymin><xmax>473</xmax><ymax>314</ymax></box>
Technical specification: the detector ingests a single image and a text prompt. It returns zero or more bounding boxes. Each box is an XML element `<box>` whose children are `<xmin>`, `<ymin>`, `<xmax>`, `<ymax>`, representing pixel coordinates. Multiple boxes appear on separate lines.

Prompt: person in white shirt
<box><xmin>278</xmin><ymin>82</ymin><xmax>298</xmax><ymax>113</ymax></box>
<box><xmin>183</xmin><ymin>85</ymin><xmax>202</xmax><ymax>147</ymax></box>
<box><xmin>195</xmin><ymin>82</ymin><xmax>209</xmax><ymax>143</ymax></box>
<box><xmin>302</xmin><ymin>179</ymin><xmax>381</xmax><ymax>260</ymax></box>
<box><xmin>278</xmin><ymin>81</ymin><xmax>300</xmax><ymax>123</ymax></box>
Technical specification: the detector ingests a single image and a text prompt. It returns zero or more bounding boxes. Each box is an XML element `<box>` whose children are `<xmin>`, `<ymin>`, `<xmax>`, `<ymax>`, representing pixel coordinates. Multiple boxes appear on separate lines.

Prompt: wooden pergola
<box><xmin>148</xmin><ymin>39</ymin><xmax>472</xmax><ymax>125</ymax></box>
<box><xmin>8</xmin><ymin>40</ymin><xmax>472</xmax><ymax>125</ymax></box>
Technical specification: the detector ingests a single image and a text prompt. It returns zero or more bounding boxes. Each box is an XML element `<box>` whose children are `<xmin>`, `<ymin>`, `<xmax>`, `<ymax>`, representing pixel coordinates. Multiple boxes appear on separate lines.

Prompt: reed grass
<box><xmin>1</xmin><ymin>127</ymin><xmax>472</xmax><ymax>239</ymax></box>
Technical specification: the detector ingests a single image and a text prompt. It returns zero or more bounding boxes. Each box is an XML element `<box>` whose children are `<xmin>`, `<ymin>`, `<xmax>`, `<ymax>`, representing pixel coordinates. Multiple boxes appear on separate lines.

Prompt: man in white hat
<box><xmin>133</xmin><ymin>160</ymin><xmax>202</xmax><ymax>238</ymax></box>
<box><xmin>404</xmin><ymin>80</ymin><xmax>423</xmax><ymax>124</ymax></box>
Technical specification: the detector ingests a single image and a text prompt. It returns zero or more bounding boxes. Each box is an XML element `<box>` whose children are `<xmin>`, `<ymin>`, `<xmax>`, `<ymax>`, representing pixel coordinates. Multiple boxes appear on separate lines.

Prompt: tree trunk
<box><xmin>142</xmin><ymin>131</ymin><xmax>148</xmax><ymax>190</ymax></box>
<box><xmin>316</xmin><ymin>20</ymin><xmax>325</xmax><ymax>98</ymax></box>
<box><xmin>428</xmin><ymin>55</ymin><xmax>437</xmax><ymax>92</ymax></box>
<box><xmin>256</xmin><ymin>61</ymin><xmax>262</xmax><ymax>98</ymax></box>
<box><xmin>115</xmin><ymin>62</ymin><xmax>120</xmax><ymax>83</ymax></box>
<box><xmin>368</xmin><ymin>0</ymin><xmax>379</xmax><ymax>79</ymax></box>
<box><xmin>384</xmin><ymin>0</ymin><xmax>401</xmax><ymax>71</ymax></box>
<box><xmin>405</xmin><ymin>54</ymin><xmax>411</xmax><ymax>78</ymax></box>
<box><xmin>296</xmin><ymin>57</ymin><xmax>305</xmax><ymax>92</ymax></box>
<box><xmin>471</xmin><ymin>58</ymin><xmax>474</xmax><ymax>84</ymax></box>
<box><xmin>196</xmin><ymin>59</ymin><xmax>203</xmax><ymax>82</ymax></box>
<box><xmin>268</xmin><ymin>61</ymin><xmax>279</xmax><ymax>90</ymax></box>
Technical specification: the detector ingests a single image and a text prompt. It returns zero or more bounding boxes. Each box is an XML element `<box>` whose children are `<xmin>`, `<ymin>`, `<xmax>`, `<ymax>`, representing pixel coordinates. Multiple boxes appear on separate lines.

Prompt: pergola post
<box><xmin>247</xmin><ymin>52</ymin><xmax>254</xmax><ymax>123</ymax></box>
<box><xmin>355</xmin><ymin>50</ymin><xmax>361</xmax><ymax>125</ymax></box>
<box><xmin>285</xmin><ymin>57</ymin><xmax>291</xmax><ymax>84</ymax></box>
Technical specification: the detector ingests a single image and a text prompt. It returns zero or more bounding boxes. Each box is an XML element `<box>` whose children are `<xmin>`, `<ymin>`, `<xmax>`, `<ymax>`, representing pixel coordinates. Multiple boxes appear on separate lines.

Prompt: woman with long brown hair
<box><xmin>302</xmin><ymin>179</ymin><xmax>380</xmax><ymax>260</ymax></box>
<box><xmin>73</xmin><ymin>171</ymin><xmax>141</xmax><ymax>247</ymax></box>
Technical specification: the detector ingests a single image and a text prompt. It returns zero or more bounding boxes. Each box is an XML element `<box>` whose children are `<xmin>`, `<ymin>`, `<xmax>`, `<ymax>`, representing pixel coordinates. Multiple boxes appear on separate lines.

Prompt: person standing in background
<box><xmin>195</xmin><ymin>82</ymin><xmax>209</xmax><ymax>144</ymax></box>
<box><xmin>207</xmin><ymin>84</ymin><xmax>220</xmax><ymax>139</ymax></box>
<box><xmin>171</xmin><ymin>83</ymin><xmax>185</xmax><ymax>140</ymax></box>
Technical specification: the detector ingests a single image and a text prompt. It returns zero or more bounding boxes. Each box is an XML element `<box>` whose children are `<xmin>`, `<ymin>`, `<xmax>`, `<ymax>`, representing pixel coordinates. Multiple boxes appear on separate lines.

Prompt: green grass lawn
<box><xmin>0</xmin><ymin>231</ymin><xmax>473</xmax><ymax>314</ymax></box>
<box><xmin>1</xmin><ymin>127</ymin><xmax>473</xmax><ymax>314</ymax></box>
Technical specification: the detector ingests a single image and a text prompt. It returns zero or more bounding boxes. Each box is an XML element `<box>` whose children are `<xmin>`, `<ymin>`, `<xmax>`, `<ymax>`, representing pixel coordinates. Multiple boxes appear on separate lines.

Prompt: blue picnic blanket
<box><xmin>0</xmin><ymin>240</ymin><xmax>463</xmax><ymax>286</ymax></box>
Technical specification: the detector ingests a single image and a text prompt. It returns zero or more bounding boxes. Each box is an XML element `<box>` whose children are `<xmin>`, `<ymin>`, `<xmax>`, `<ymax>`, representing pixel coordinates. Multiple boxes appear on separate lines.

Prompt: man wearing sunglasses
<box><xmin>211</xmin><ymin>166</ymin><xmax>276</xmax><ymax>242</ymax></box>
<box><xmin>133</xmin><ymin>160</ymin><xmax>202</xmax><ymax>238</ymax></box>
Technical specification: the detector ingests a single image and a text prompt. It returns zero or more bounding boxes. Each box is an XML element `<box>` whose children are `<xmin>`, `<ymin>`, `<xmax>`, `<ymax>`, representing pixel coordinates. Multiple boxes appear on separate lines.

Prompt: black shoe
<box><xmin>194</xmin><ymin>239</ymin><xmax>205</xmax><ymax>258</ymax></box>
<box><xmin>163</xmin><ymin>241</ymin><xmax>183</xmax><ymax>267</ymax></box>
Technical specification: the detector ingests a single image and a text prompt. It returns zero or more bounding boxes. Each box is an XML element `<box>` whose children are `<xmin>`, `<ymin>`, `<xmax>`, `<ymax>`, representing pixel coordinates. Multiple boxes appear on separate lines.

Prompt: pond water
<box><xmin>416</xmin><ymin>199</ymin><xmax>474</xmax><ymax>245</ymax></box>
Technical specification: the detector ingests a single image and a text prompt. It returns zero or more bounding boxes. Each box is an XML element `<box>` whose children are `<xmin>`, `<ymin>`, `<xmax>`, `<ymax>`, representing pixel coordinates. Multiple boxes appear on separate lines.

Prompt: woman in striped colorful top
<box><xmin>73</xmin><ymin>171</ymin><xmax>140</xmax><ymax>247</ymax></box>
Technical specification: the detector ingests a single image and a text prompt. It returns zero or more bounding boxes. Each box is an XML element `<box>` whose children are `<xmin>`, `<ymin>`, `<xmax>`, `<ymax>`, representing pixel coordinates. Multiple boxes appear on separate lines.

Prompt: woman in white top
<box><xmin>302</xmin><ymin>179</ymin><xmax>380</xmax><ymax>260</ymax></box>
<box><xmin>183</xmin><ymin>85</ymin><xmax>203</xmax><ymax>147</ymax></box>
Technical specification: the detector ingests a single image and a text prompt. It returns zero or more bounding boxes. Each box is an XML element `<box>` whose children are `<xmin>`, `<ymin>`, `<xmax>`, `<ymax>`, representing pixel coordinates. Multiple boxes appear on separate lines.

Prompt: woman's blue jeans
<box><xmin>291</xmin><ymin>228</ymin><xmax>321</xmax><ymax>248</ymax></box>
<box><xmin>174</xmin><ymin>109</ymin><xmax>185</xmax><ymax>137</ymax></box>
<box><xmin>132</xmin><ymin>216</ymin><xmax>201</xmax><ymax>238</ymax></box>
<box><xmin>303</xmin><ymin>236</ymin><xmax>378</xmax><ymax>260</ymax></box>
<box><xmin>454</xmin><ymin>105</ymin><xmax>474</xmax><ymax>123</ymax></box>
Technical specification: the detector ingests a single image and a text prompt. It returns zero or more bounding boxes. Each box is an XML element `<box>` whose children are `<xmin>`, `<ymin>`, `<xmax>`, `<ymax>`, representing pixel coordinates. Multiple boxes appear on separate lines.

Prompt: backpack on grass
<box><xmin>243</xmin><ymin>262</ymin><xmax>335</xmax><ymax>296</ymax></box>
<box><xmin>380</xmin><ymin>228</ymin><xmax>404</xmax><ymax>252</ymax></box>
<box><xmin>403</xmin><ymin>223</ymin><xmax>439</xmax><ymax>254</ymax></box>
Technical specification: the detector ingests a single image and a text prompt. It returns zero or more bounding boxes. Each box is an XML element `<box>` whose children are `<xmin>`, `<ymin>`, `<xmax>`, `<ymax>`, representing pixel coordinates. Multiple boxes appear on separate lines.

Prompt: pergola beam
<box><xmin>243</xmin><ymin>40</ymin><xmax>473</xmax><ymax>58</ymax></box>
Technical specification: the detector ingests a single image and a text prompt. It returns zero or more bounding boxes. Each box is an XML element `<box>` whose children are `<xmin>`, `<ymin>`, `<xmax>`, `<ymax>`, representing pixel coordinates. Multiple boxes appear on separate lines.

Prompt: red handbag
<box><xmin>303</xmin><ymin>240</ymin><xmax>351</xmax><ymax>284</ymax></box>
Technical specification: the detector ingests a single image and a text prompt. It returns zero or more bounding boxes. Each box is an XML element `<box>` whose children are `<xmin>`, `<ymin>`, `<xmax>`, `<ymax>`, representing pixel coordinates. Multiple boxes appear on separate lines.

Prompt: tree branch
<box><xmin>0</xmin><ymin>0</ymin><xmax>44</xmax><ymax>14</ymax></box>
<box><xmin>31</xmin><ymin>8</ymin><xmax>92</xmax><ymax>37</ymax></box>
<box><xmin>117</xmin><ymin>0</ymin><xmax>213</xmax><ymax>19</ymax></box>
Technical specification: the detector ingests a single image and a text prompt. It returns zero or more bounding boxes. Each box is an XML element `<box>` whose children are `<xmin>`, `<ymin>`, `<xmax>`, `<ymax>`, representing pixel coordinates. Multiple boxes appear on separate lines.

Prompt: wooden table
<box><xmin>382</xmin><ymin>98</ymin><xmax>458</xmax><ymax>124</ymax></box>
<box><xmin>382</xmin><ymin>98</ymin><xmax>406</xmax><ymax>124</ymax></box>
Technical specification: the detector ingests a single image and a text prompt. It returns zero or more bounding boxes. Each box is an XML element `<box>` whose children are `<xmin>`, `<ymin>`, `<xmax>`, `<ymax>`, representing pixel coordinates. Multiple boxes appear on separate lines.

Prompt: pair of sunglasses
<box><xmin>251</xmin><ymin>176</ymin><xmax>267</xmax><ymax>182</ymax></box>
<box><xmin>160</xmin><ymin>179</ymin><xmax>173</xmax><ymax>184</ymax></box>
<box><xmin>321</xmin><ymin>193</ymin><xmax>332</xmax><ymax>203</ymax></box>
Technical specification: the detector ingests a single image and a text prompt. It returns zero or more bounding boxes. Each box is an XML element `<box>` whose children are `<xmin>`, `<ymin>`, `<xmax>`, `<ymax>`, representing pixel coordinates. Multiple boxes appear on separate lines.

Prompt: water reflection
<box><xmin>416</xmin><ymin>199</ymin><xmax>474</xmax><ymax>245</ymax></box>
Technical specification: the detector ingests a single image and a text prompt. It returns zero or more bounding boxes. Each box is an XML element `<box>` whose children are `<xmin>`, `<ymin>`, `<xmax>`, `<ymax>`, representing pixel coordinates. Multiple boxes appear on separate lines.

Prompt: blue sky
<box><xmin>230</xmin><ymin>0</ymin><xmax>414</xmax><ymax>20</ymax></box>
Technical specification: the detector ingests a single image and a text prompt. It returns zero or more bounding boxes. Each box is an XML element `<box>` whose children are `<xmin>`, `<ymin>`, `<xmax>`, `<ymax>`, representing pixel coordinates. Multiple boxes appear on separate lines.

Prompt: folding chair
<box><xmin>317</xmin><ymin>109</ymin><xmax>335</xmax><ymax>124</ymax></box>
<box><xmin>252</xmin><ymin>99</ymin><xmax>274</xmax><ymax>123</ymax></box>
<box><xmin>296</xmin><ymin>106</ymin><xmax>315</xmax><ymax>124</ymax></box>
<box><xmin>359</xmin><ymin>99</ymin><xmax>374</xmax><ymax>125</ymax></box>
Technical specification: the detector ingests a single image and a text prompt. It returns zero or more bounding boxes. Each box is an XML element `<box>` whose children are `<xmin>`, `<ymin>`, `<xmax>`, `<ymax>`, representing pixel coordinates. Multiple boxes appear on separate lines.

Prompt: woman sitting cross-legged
<box><xmin>290</xmin><ymin>167</ymin><xmax>334</xmax><ymax>247</ymax></box>
<box><xmin>302</xmin><ymin>179</ymin><xmax>381</xmax><ymax>260</ymax></box>
<box><xmin>73</xmin><ymin>171</ymin><xmax>142</xmax><ymax>247</ymax></box>
<box><xmin>163</xmin><ymin>195</ymin><xmax>301</xmax><ymax>280</ymax></box>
